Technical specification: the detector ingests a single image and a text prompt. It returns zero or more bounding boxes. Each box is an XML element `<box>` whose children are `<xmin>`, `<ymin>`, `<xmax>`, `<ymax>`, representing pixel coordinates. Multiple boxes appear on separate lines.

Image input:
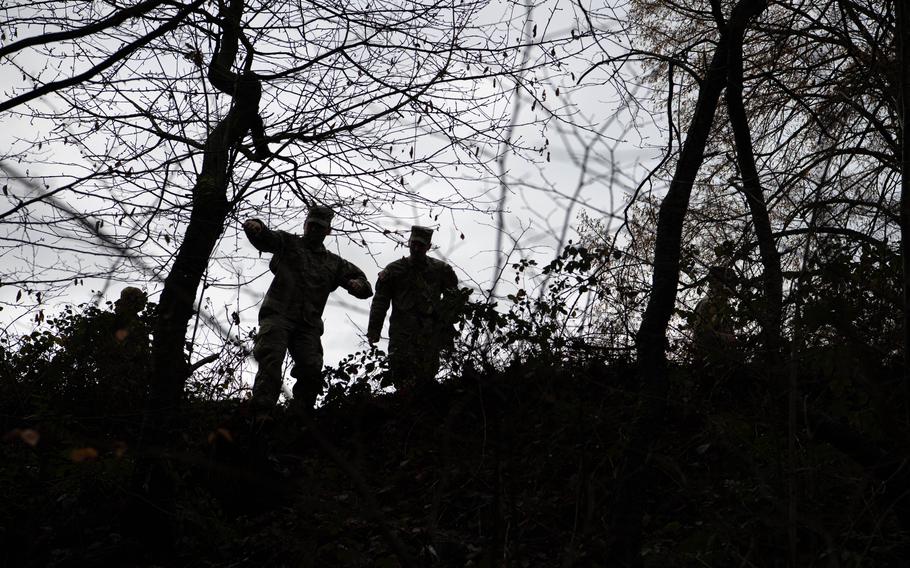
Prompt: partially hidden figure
<box><xmin>244</xmin><ymin>206</ymin><xmax>373</xmax><ymax>414</ymax></box>
<box><xmin>691</xmin><ymin>265</ymin><xmax>737</xmax><ymax>368</ymax></box>
<box><xmin>367</xmin><ymin>226</ymin><xmax>459</xmax><ymax>387</ymax></box>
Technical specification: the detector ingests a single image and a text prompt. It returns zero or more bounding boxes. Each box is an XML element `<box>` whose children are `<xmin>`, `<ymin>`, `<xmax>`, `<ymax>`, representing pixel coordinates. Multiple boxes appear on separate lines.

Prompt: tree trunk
<box><xmin>898</xmin><ymin>0</ymin><xmax>910</xmax><ymax>418</ymax></box>
<box><xmin>132</xmin><ymin>0</ymin><xmax>266</xmax><ymax>551</ymax></box>
<box><xmin>724</xmin><ymin>11</ymin><xmax>788</xmax><ymax>561</ymax></box>
<box><xmin>725</xmin><ymin>8</ymin><xmax>782</xmax><ymax>358</ymax></box>
<box><xmin>608</xmin><ymin>1</ymin><xmax>767</xmax><ymax>565</ymax></box>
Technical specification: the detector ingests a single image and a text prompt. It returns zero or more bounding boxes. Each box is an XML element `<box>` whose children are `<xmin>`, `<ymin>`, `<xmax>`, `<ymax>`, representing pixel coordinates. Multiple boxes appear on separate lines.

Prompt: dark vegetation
<box><xmin>3</xmin><ymin>246</ymin><xmax>910</xmax><ymax>567</ymax></box>
<box><xmin>5</xmin><ymin>1</ymin><xmax>910</xmax><ymax>566</ymax></box>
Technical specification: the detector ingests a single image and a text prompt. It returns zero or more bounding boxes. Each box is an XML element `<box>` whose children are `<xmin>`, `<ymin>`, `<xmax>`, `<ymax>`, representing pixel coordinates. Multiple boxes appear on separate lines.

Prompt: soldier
<box><xmin>367</xmin><ymin>226</ymin><xmax>459</xmax><ymax>387</ymax></box>
<box><xmin>244</xmin><ymin>205</ymin><xmax>373</xmax><ymax>414</ymax></box>
<box><xmin>113</xmin><ymin>286</ymin><xmax>148</xmax><ymax>344</ymax></box>
<box><xmin>48</xmin><ymin>286</ymin><xmax>151</xmax><ymax>428</ymax></box>
<box><xmin>691</xmin><ymin>265</ymin><xmax>737</xmax><ymax>367</ymax></box>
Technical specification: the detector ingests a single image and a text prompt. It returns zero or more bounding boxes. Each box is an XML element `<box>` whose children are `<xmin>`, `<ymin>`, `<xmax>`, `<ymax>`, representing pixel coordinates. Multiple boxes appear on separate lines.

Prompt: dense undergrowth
<box><xmin>3</xmin><ymin>245</ymin><xmax>910</xmax><ymax>566</ymax></box>
<box><xmin>2</xmin><ymin>350</ymin><xmax>909</xmax><ymax>567</ymax></box>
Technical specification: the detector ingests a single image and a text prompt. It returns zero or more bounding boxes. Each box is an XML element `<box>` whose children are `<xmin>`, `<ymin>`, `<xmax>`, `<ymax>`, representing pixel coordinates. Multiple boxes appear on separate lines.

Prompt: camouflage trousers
<box><xmin>251</xmin><ymin>316</ymin><xmax>324</xmax><ymax>412</ymax></box>
<box><xmin>388</xmin><ymin>327</ymin><xmax>445</xmax><ymax>388</ymax></box>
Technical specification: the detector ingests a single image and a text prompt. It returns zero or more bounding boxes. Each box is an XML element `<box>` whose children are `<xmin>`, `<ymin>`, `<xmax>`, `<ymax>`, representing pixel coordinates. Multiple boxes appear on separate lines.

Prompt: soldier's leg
<box><xmin>411</xmin><ymin>326</ymin><xmax>444</xmax><ymax>384</ymax></box>
<box><xmin>287</xmin><ymin>328</ymin><xmax>324</xmax><ymax>412</ymax></box>
<box><xmin>388</xmin><ymin>333</ymin><xmax>417</xmax><ymax>389</ymax></box>
<box><xmin>251</xmin><ymin>318</ymin><xmax>292</xmax><ymax>412</ymax></box>
<box><xmin>424</xmin><ymin>343</ymin><xmax>443</xmax><ymax>381</ymax></box>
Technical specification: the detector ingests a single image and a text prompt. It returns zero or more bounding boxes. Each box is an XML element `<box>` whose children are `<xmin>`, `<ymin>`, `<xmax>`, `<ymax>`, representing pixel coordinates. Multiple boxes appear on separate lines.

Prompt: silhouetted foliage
<box><xmin>3</xmin><ymin>244</ymin><xmax>910</xmax><ymax>566</ymax></box>
<box><xmin>7</xmin><ymin>0</ymin><xmax>910</xmax><ymax>566</ymax></box>
<box><xmin>1</xmin><ymin>301</ymin><xmax>153</xmax><ymax>437</ymax></box>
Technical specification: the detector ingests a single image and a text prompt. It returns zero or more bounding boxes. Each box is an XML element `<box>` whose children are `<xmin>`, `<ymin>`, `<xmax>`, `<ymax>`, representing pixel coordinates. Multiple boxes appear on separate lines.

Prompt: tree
<box><xmin>2</xmin><ymin>0</ymin><xmax>586</xmax><ymax>552</ymax></box>
<box><xmin>580</xmin><ymin>0</ymin><xmax>769</xmax><ymax>564</ymax></box>
<box><xmin>573</xmin><ymin>0</ymin><xmax>910</xmax><ymax>563</ymax></box>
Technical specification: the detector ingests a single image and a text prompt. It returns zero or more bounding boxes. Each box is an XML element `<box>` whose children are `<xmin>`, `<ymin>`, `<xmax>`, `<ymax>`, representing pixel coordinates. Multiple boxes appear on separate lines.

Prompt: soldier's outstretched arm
<box><xmin>243</xmin><ymin>218</ymin><xmax>282</xmax><ymax>253</ymax></box>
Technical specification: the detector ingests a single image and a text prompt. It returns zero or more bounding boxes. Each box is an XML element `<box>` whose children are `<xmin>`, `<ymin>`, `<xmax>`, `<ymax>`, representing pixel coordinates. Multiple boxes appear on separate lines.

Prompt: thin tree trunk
<box><xmin>897</xmin><ymin>0</ymin><xmax>910</xmax><ymax>420</ymax></box>
<box><xmin>610</xmin><ymin>28</ymin><xmax>730</xmax><ymax>568</ymax></box>
<box><xmin>608</xmin><ymin>1</ymin><xmax>767</xmax><ymax>565</ymax></box>
<box><xmin>725</xmin><ymin>8</ymin><xmax>781</xmax><ymax>357</ymax></box>
<box><xmin>724</xmin><ymin>7</ymin><xmax>789</xmax><ymax>562</ymax></box>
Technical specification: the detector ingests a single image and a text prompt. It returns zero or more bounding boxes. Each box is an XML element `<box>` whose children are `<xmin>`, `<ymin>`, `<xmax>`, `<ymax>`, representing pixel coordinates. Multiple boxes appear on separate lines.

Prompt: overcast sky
<box><xmin>0</xmin><ymin>1</ymin><xmax>664</xmax><ymax>391</ymax></box>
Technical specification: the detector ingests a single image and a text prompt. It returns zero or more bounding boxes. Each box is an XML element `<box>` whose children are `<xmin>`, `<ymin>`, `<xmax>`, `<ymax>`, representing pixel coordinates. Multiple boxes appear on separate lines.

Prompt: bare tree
<box><xmin>2</xmin><ymin>0</ymin><xmax>586</xmax><ymax>551</ymax></box>
<box><xmin>574</xmin><ymin>0</ymin><xmax>910</xmax><ymax>563</ymax></box>
<box><xmin>580</xmin><ymin>1</ymin><xmax>769</xmax><ymax>564</ymax></box>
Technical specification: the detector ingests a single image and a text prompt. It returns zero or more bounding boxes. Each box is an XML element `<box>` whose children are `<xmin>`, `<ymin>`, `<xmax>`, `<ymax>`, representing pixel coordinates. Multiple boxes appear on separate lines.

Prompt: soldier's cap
<box><xmin>409</xmin><ymin>225</ymin><xmax>434</xmax><ymax>245</ymax></box>
<box><xmin>306</xmin><ymin>205</ymin><xmax>334</xmax><ymax>227</ymax></box>
<box><xmin>115</xmin><ymin>286</ymin><xmax>147</xmax><ymax>313</ymax></box>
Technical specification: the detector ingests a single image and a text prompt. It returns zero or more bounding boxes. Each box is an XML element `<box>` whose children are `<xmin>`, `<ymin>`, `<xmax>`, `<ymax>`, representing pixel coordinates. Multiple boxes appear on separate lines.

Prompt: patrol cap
<box><xmin>306</xmin><ymin>205</ymin><xmax>334</xmax><ymax>227</ymax></box>
<box><xmin>409</xmin><ymin>225</ymin><xmax>434</xmax><ymax>245</ymax></box>
<box><xmin>115</xmin><ymin>286</ymin><xmax>147</xmax><ymax>314</ymax></box>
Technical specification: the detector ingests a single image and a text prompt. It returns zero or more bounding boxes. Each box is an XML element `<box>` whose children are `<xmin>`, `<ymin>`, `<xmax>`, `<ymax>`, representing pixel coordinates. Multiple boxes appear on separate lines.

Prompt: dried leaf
<box><xmin>20</xmin><ymin>429</ymin><xmax>40</xmax><ymax>446</ymax></box>
<box><xmin>70</xmin><ymin>447</ymin><xmax>99</xmax><ymax>462</ymax></box>
<box><xmin>113</xmin><ymin>441</ymin><xmax>128</xmax><ymax>458</ymax></box>
<box><xmin>207</xmin><ymin>428</ymin><xmax>234</xmax><ymax>444</ymax></box>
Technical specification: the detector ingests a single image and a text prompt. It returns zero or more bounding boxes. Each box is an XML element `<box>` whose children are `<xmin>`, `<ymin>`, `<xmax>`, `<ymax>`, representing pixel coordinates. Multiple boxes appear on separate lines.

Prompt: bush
<box><xmin>0</xmin><ymin>301</ymin><xmax>153</xmax><ymax>439</ymax></box>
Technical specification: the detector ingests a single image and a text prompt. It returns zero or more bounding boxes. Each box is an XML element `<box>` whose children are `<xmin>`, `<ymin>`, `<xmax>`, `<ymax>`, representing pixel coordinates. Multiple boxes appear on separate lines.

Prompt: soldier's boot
<box><xmin>241</xmin><ymin>397</ymin><xmax>276</xmax><ymax>442</ymax></box>
<box><xmin>216</xmin><ymin>397</ymin><xmax>271</xmax><ymax>449</ymax></box>
<box><xmin>290</xmin><ymin>361</ymin><xmax>324</xmax><ymax>409</ymax></box>
<box><xmin>285</xmin><ymin>371</ymin><xmax>321</xmax><ymax>430</ymax></box>
<box><xmin>286</xmin><ymin>395</ymin><xmax>315</xmax><ymax>424</ymax></box>
<box><xmin>263</xmin><ymin>382</ymin><xmax>316</xmax><ymax>450</ymax></box>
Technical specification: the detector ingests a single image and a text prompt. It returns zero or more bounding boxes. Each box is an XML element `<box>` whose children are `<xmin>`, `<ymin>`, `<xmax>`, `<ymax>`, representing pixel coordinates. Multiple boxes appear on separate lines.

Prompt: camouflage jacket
<box><xmin>368</xmin><ymin>256</ymin><xmax>458</xmax><ymax>340</ymax></box>
<box><xmin>245</xmin><ymin>220</ymin><xmax>372</xmax><ymax>333</ymax></box>
<box><xmin>693</xmin><ymin>293</ymin><xmax>734</xmax><ymax>339</ymax></box>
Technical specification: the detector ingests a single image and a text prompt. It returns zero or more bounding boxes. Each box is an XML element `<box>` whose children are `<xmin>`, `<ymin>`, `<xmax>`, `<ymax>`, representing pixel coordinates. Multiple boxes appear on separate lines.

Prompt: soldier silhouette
<box><xmin>691</xmin><ymin>265</ymin><xmax>738</xmax><ymax>370</ymax></box>
<box><xmin>244</xmin><ymin>206</ymin><xmax>372</xmax><ymax>415</ymax></box>
<box><xmin>368</xmin><ymin>226</ymin><xmax>459</xmax><ymax>388</ymax></box>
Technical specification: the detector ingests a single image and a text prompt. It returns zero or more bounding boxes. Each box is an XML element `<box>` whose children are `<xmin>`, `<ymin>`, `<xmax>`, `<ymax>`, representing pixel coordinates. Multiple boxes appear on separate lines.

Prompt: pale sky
<box><xmin>0</xmin><ymin>1</ymin><xmax>663</xmax><ymax>392</ymax></box>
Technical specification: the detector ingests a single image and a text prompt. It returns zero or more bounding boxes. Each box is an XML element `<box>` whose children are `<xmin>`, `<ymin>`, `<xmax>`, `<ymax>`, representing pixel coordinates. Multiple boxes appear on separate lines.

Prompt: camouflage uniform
<box><xmin>691</xmin><ymin>266</ymin><xmax>737</xmax><ymax>368</ymax></box>
<box><xmin>368</xmin><ymin>226</ymin><xmax>458</xmax><ymax>386</ymax></box>
<box><xmin>245</xmin><ymin>207</ymin><xmax>372</xmax><ymax>411</ymax></box>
